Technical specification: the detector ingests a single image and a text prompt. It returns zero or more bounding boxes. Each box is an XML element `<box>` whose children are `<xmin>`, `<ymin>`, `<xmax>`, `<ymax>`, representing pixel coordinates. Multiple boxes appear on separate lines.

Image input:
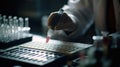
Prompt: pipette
<box><xmin>46</xmin><ymin>9</ymin><xmax>64</xmax><ymax>43</ymax></box>
<box><xmin>46</xmin><ymin>29</ymin><xmax>53</xmax><ymax>43</ymax></box>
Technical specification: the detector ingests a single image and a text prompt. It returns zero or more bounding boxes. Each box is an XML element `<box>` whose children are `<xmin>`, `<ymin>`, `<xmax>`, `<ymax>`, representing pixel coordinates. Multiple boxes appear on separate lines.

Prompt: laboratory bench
<box><xmin>0</xmin><ymin>34</ymin><xmax>93</xmax><ymax>67</ymax></box>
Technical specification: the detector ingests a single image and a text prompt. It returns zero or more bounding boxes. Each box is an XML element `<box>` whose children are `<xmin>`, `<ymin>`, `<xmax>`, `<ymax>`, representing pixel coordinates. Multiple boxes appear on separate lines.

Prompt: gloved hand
<box><xmin>48</xmin><ymin>11</ymin><xmax>77</xmax><ymax>32</ymax></box>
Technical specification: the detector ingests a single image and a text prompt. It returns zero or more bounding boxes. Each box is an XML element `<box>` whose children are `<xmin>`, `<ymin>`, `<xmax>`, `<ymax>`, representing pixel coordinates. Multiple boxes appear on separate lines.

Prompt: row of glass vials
<box><xmin>0</xmin><ymin>14</ymin><xmax>30</xmax><ymax>39</ymax></box>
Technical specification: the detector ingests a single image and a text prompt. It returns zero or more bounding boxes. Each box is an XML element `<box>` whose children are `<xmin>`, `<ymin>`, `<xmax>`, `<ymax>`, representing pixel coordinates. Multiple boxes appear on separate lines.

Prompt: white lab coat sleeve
<box><xmin>50</xmin><ymin>0</ymin><xmax>94</xmax><ymax>42</ymax></box>
<box><xmin>61</xmin><ymin>0</ymin><xmax>94</xmax><ymax>39</ymax></box>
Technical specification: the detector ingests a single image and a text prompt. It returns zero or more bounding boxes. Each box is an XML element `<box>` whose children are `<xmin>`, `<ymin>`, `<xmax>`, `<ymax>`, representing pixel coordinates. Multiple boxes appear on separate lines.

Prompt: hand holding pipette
<box><xmin>46</xmin><ymin>9</ymin><xmax>64</xmax><ymax>43</ymax></box>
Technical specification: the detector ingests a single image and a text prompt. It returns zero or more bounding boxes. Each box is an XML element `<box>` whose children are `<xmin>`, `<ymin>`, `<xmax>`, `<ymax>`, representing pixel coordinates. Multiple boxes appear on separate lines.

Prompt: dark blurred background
<box><xmin>0</xmin><ymin>0</ymin><xmax>68</xmax><ymax>35</ymax></box>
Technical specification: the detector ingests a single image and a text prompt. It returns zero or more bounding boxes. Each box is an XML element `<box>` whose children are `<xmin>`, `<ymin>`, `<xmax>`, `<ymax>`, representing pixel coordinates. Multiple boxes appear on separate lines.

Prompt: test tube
<box><xmin>8</xmin><ymin>16</ymin><xmax>13</xmax><ymax>33</ymax></box>
<box><xmin>18</xmin><ymin>17</ymin><xmax>24</xmax><ymax>37</ymax></box>
<box><xmin>16</xmin><ymin>19</ymin><xmax>19</xmax><ymax>39</ymax></box>
<box><xmin>9</xmin><ymin>16</ymin><xmax>17</xmax><ymax>39</ymax></box>
<box><xmin>2</xmin><ymin>15</ymin><xmax>7</xmax><ymax>38</ymax></box>
<box><xmin>5</xmin><ymin>19</ymin><xmax>9</xmax><ymax>39</ymax></box>
<box><xmin>16</xmin><ymin>19</ymin><xmax>19</xmax><ymax>32</ymax></box>
<box><xmin>24</xmin><ymin>17</ymin><xmax>30</xmax><ymax>33</ymax></box>
<box><xmin>18</xmin><ymin>17</ymin><xmax>24</xmax><ymax>32</ymax></box>
<box><xmin>25</xmin><ymin>17</ymin><xmax>29</xmax><ymax>27</ymax></box>
<box><xmin>3</xmin><ymin>15</ymin><xmax>7</xmax><ymax>26</ymax></box>
<box><xmin>13</xmin><ymin>16</ymin><xmax>17</xmax><ymax>33</ymax></box>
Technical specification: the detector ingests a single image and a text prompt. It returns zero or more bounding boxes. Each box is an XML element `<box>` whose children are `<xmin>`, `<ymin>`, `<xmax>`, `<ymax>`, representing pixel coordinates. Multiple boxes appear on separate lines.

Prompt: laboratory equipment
<box><xmin>0</xmin><ymin>47</ymin><xmax>66</xmax><ymax>67</ymax></box>
<box><xmin>0</xmin><ymin>37</ymin><xmax>92</xmax><ymax>67</ymax></box>
<box><xmin>46</xmin><ymin>29</ymin><xmax>53</xmax><ymax>43</ymax></box>
<box><xmin>0</xmin><ymin>14</ymin><xmax>32</xmax><ymax>49</ymax></box>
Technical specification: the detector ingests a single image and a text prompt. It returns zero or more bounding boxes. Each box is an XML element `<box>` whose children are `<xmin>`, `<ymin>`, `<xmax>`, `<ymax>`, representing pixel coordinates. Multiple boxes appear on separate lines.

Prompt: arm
<box><xmin>62</xmin><ymin>0</ymin><xmax>94</xmax><ymax>38</ymax></box>
<box><xmin>48</xmin><ymin>0</ymin><xmax>94</xmax><ymax>42</ymax></box>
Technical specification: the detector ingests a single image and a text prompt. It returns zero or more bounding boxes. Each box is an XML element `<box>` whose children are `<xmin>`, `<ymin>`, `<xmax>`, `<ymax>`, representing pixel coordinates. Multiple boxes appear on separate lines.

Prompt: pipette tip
<box><xmin>46</xmin><ymin>36</ymin><xmax>50</xmax><ymax>43</ymax></box>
